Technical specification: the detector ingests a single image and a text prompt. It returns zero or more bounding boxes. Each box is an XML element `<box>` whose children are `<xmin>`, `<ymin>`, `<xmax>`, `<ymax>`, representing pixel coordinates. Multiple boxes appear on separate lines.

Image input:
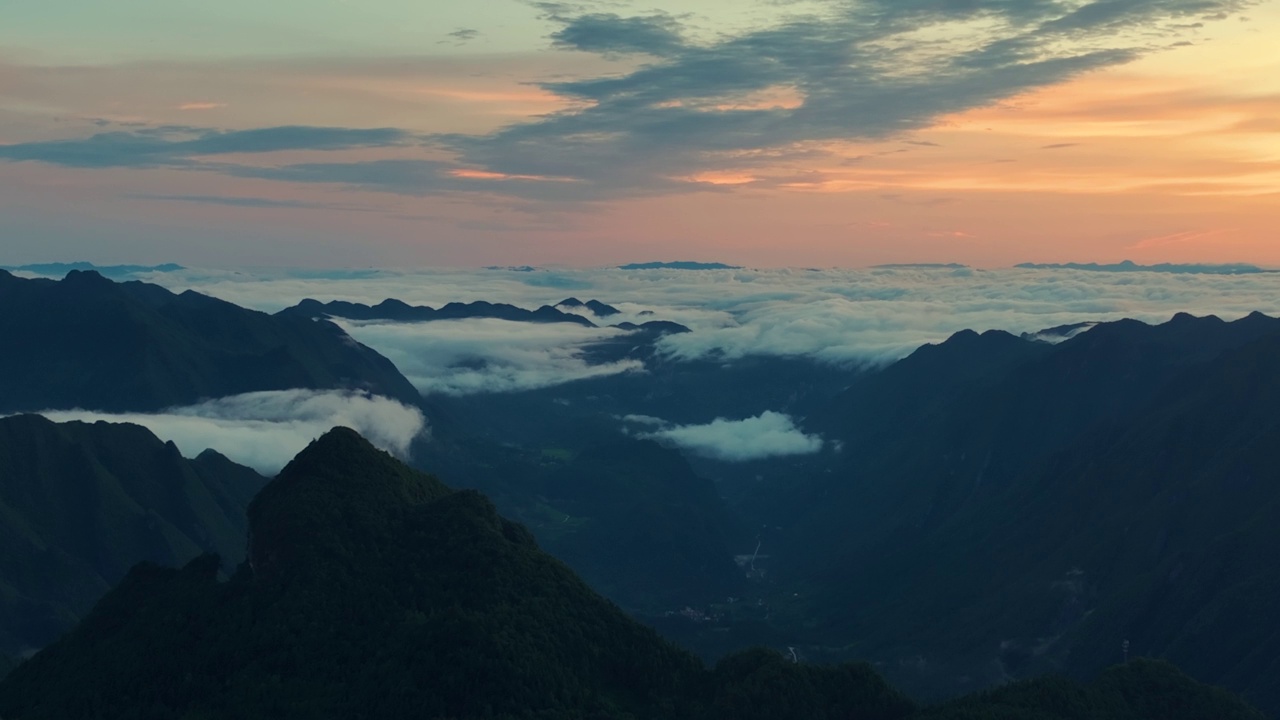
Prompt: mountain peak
<box><xmin>247</xmin><ymin>427</ymin><xmax>450</xmax><ymax>579</ymax></box>
<box><xmin>60</xmin><ymin>269</ymin><xmax>115</xmax><ymax>291</ymax></box>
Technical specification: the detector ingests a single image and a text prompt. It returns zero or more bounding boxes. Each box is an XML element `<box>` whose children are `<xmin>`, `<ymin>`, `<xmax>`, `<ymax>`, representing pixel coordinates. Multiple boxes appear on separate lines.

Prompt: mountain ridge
<box><xmin>0</xmin><ymin>270</ymin><xmax>420</xmax><ymax>413</ymax></box>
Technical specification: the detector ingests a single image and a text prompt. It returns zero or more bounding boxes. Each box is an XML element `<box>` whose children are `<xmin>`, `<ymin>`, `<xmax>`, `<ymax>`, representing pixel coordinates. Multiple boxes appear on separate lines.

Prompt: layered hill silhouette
<box><xmin>277</xmin><ymin>297</ymin><xmax>598</xmax><ymax>326</ymax></box>
<box><xmin>0</xmin><ymin>270</ymin><xmax>419</xmax><ymax>413</ymax></box>
<box><xmin>0</xmin><ymin>414</ymin><xmax>265</xmax><ymax>655</ymax></box>
<box><xmin>277</xmin><ymin>296</ymin><xmax>691</xmax><ymax>340</ymax></box>
<box><xmin>0</xmin><ymin>428</ymin><xmax>1261</xmax><ymax>720</ymax></box>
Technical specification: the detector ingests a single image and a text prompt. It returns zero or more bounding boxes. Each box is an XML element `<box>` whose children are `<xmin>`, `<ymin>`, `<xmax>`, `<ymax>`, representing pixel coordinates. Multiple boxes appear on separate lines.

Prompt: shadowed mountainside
<box><xmin>0</xmin><ymin>414</ymin><xmax>264</xmax><ymax>655</ymax></box>
<box><xmin>720</xmin><ymin>313</ymin><xmax>1280</xmax><ymax>710</ymax></box>
<box><xmin>0</xmin><ymin>270</ymin><xmax>419</xmax><ymax>413</ymax></box>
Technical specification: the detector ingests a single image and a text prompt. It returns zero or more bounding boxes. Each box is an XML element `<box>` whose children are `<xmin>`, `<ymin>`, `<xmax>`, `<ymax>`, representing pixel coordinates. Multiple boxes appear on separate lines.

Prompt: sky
<box><xmin>2</xmin><ymin>0</ymin><xmax>1278</xmax><ymax>268</ymax></box>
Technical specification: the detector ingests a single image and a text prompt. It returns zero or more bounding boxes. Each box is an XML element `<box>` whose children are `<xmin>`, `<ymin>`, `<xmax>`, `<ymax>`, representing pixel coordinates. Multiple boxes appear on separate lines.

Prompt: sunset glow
<box><xmin>1</xmin><ymin>0</ymin><xmax>1277</xmax><ymax>267</ymax></box>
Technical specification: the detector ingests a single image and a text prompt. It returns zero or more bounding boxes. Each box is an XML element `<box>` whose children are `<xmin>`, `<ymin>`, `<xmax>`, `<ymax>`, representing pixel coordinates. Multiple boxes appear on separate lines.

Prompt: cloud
<box><xmin>0</xmin><ymin>1</ymin><xmax>1252</xmax><ymax>201</ymax></box>
<box><xmin>0</xmin><ymin>125</ymin><xmax>414</xmax><ymax>169</ymax></box>
<box><xmin>424</xmin><ymin>0</ymin><xmax>1253</xmax><ymax>199</ymax></box>
<box><xmin>136</xmin><ymin>264</ymin><xmax>1280</xmax><ymax>373</ymax></box>
<box><xmin>549</xmin><ymin>13</ymin><xmax>685</xmax><ymax>56</ymax></box>
<box><xmin>447</xmin><ymin>28</ymin><xmax>480</xmax><ymax>43</ymax></box>
<box><xmin>34</xmin><ymin>389</ymin><xmax>426</xmax><ymax>474</ymax></box>
<box><xmin>129</xmin><ymin>194</ymin><xmax>366</xmax><ymax>210</ymax></box>
<box><xmin>333</xmin><ymin>318</ymin><xmax>644</xmax><ymax>396</ymax></box>
<box><xmin>631</xmin><ymin>411</ymin><xmax>824</xmax><ymax>461</ymax></box>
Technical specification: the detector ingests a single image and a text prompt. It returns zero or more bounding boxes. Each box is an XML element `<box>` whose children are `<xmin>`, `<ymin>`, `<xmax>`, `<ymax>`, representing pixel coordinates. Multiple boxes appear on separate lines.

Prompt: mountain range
<box><xmin>277</xmin><ymin>296</ymin><xmax>692</xmax><ymax>338</ymax></box>
<box><xmin>3</xmin><ymin>268</ymin><xmax>1280</xmax><ymax>715</ymax></box>
<box><xmin>0</xmin><ymin>269</ymin><xmax>419</xmax><ymax>413</ymax></box>
<box><xmin>0</xmin><ymin>428</ymin><xmax>1261</xmax><ymax>720</ymax></box>
<box><xmin>700</xmin><ymin>312</ymin><xmax>1280</xmax><ymax>709</ymax></box>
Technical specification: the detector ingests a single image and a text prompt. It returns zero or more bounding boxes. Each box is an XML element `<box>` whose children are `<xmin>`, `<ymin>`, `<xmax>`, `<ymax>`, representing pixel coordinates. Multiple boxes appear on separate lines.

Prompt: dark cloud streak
<box><xmin>0</xmin><ymin>126</ymin><xmax>412</xmax><ymax>168</ymax></box>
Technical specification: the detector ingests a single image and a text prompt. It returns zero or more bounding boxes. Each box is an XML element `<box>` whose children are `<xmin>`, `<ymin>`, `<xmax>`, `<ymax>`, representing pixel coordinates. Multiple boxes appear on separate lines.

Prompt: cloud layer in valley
<box><xmin>335</xmin><ymin>318</ymin><xmax>645</xmax><ymax>396</ymax></box>
<box><xmin>35</xmin><ymin>389</ymin><xmax>426</xmax><ymax>474</ymax></box>
<box><xmin>628</xmin><ymin>411</ymin><xmax>825</xmax><ymax>462</ymax></box>
<box><xmin>128</xmin><ymin>262</ymin><xmax>1280</xmax><ymax>365</ymax></box>
<box><xmin>20</xmin><ymin>263</ymin><xmax>1280</xmax><ymax>396</ymax></box>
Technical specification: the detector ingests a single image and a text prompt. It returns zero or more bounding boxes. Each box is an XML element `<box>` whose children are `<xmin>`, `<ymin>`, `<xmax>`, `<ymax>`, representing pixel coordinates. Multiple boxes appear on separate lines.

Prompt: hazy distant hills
<box><xmin>0</xmin><ymin>414</ymin><xmax>264</xmax><ymax>655</ymax></box>
<box><xmin>1015</xmin><ymin>260</ymin><xmax>1273</xmax><ymax>275</ymax></box>
<box><xmin>618</xmin><ymin>261</ymin><xmax>742</xmax><ymax>270</ymax></box>
<box><xmin>0</xmin><ymin>270</ymin><xmax>420</xmax><ymax>413</ymax></box>
<box><xmin>2</xmin><ymin>262</ymin><xmax>185</xmax><ymax>279</ymax></box>
<box><xmin>0</xmin><ymin>428</ymin><xmax>1260</xmax><ymax>720</ymax></box>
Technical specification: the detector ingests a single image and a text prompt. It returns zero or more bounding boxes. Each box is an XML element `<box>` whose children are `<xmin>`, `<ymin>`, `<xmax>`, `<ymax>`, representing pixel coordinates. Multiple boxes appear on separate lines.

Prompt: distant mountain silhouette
<box><xmin>556</xmin><ymin>297</ymin><xmax>622</xmax><ymax>317</ymax></box>
<box><xmin>2</xmin><ymin>262</ymin><xmax>185</xmax><ymax>279</ymax></box>
<box><xmin>0</xmin><ymin>428</ymin><xmax>1259</xmax><ymax>720</ymax></box>
<box><xmin>278</xmin><ymin>298</ymin><xmax>694</xmax><ymax>345</ymax></box>
<box><xmin>619</xmin><ymin>261</ymin><xmax>742</xmax><ymax>270</ymax></box>
<box><xmin>0</xmin><ymin>414</ymin><xmax>264</xmax><ymax>655</ymax></box>
<box><xmin>278</xmin><ymin>297</ymin><xmax>596</xmax><ymax>326</ymax></box>
<box><xmin>0</xmin><ymin>270</ymin><xmax>420</xmax><ymax>413</ymax></box>
<box><xmin>1016</xmin><ymin>260</ymin><xmax>1272</xmax><ymax>275</ymax></box>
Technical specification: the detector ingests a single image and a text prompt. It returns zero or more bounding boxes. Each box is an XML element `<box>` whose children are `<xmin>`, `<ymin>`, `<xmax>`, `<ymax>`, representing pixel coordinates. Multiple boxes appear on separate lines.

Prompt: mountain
<box><xmin>556</xmin><ymin>297</ymin><xmax>622</xmax><ymax>317</ymax></box>
<box><xmin>1016</xmin><ymin>260</ymin><xmax>1272</xmax><ymax>275</ymax></box>
<box><xmin>915</xmin><ymin>659</ymin><xmax>1263</xmax><ymax>720</ymax></box>
<box><xmin>0</xmin><ymin>414</ymin><xmax>265</xmax><ymax>655</ymax></box>
<box><xmin>718</xmin><ymin>313</ymin><xmax>1280</xmax><ymax>709</ymax></box>
<box><xmin>0</xmin><ymin>428</ymin><xmax>1259</xmax><ymax>719</ymax></box>
<box><xmin>0</xmin><ymin>428</ymin><xmax>911</xmax><ymax>720</ymax></box>
<box><xmin>0</xmin><ymin>270</ymin><xmax>420</xmax><ymax>413</ymax></box>
<box><xmin>3</xmin><ymin>262</ymin><xmax>185</xmax><ymax>279</ymax></box>
<box><xmin>278</xmin><ymin>297</ymin><xmax>596</xmax><ymax>326</ymax></box>
<box><xmin>619</xmin><ymin>261</ymin><xmax>742</xmax><ymax>270</ymax></box>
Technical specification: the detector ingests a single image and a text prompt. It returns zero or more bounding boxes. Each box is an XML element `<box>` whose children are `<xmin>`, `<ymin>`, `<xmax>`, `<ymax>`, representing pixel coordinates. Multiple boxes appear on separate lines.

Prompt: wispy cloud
<box><xmin>628</xmin><ymin>411</ymin><xmax>825</xmax><ymax>461</ymax></box>
<box><xmin>0</xmin><ymin>125</ymin><xmax>414</xmax><ymax>168</ymax></box>
<box><xmin>129</xmin><ymin>194</ymin><xmax>368</xmax><ymax>211</ymax></box>
<box><xmin>35</xmin><ymin>389</ymin><xmax>427</xmax><ymax>474</ymax></box>
<box><xmin>447</xmin><ymin>28</ymin><xmax>480</xmax><ymax>43</ymax></box>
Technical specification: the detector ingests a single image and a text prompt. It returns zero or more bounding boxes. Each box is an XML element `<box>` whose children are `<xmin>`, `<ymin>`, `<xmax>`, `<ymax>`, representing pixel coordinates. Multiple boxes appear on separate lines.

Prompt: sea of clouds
<box><xmin>139</xmin><ymin>263</ymin><xmax>1280</xmax><ymax>369</ymax></box>
<box><xmin>21</xmin><ymin>263</ymin><xmax>1280</xmax><ymax>468</ymax></box>
<box><xmin>37</xmin><ymin>389</ymin><xmax>426</xmax><ymax>475</ymax></box>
